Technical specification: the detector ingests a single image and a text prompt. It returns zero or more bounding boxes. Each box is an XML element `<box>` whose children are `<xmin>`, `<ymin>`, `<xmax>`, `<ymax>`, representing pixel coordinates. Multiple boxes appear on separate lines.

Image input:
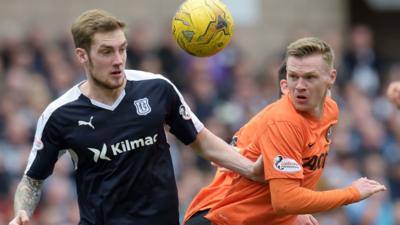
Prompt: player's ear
<box><xmin>327</xmin><ymin>69</ymin><xmax>337</xmax><ymax>89</ymax></box>
<box><xmin>280</xmin><ymin>79</ymin><xmax>288</xmax><ymax>95</ymax></box>
<box><xmin>75</xmin><ymin>48</ymin><xmax>89</xmax><ymax>64</ymax></box>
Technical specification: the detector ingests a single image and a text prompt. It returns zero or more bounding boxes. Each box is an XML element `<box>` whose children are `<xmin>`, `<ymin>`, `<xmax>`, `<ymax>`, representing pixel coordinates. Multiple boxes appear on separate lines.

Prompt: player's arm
<box><xmin>162</xmin><ymin>79</ymin><xmax>263</xmax><ymax>181</ymax></box>
<box><xmin>9</xmin><ymin>175</ymin><xmax>44</xmax><ymax>225</ymax></box>
<box><xmin>269</xmin><ymin>177</ymin><xmax>386</xmax><ymax>215</ymax></box>
<box><xmin>190</xmin><ymin>128</ymin><xmax>264</xmax><ymax>182</ymax></box>
<box><xmin>9</xmin><ymin>109</ymin><xmax>62</xmax><ymax>225</ymax></box>
<box><xmin>260</xmin><ymin>121</ymin><xmax>385</xmax><ymax>214</ymax></box>
<box><xmin>294</xmin><ymin>214</ymin><xmax>319</xmax><ymax>225</ymax></box>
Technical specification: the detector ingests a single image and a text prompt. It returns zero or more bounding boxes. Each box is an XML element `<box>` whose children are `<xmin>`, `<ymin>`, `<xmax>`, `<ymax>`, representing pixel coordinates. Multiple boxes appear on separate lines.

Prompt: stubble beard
<box><xmin>91</xmin><ymin>74</ymin><xmax>125</xmax><ymax>90</ymax></box>
<box><xmin>88</xmin><ymin>57</ymin><xmax>125</xmax><ymax>91</ymax></box>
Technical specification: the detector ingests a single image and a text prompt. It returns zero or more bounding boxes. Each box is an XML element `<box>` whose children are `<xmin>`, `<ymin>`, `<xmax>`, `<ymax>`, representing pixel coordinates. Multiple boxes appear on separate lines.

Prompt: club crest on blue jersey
<box><xmin>179</xmin><ymin>104</ymin><xmax>191</xmax><ymax>120</ymax></box>
<box><xmin>134</xmin><ymin>98</ymin><xmax>151</xmax><ymax>116</ymax></box>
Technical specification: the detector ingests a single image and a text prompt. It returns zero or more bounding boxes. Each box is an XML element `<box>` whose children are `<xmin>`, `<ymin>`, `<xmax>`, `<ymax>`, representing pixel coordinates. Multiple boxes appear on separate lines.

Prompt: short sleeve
<box><xmin>257</xmin><ymin>121</ymin><xmax>305</xmax><ymax>181</ymax></box>
<box><xmin>25</xmin><ymin>113</ymin><xmax>63</xmax><ymax>180</ymax></box>
<box><xmin>164</xmin><ymin>80</ymin><xmax>204</xmax><ymax>145</ymax></box>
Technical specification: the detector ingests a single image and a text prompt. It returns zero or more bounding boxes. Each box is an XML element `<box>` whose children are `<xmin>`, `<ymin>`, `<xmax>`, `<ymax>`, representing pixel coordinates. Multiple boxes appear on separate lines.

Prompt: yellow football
<box><xmin>171</xmin><ymin>0</ymin><xmax>234</xmax><ymax>57</ymax></box>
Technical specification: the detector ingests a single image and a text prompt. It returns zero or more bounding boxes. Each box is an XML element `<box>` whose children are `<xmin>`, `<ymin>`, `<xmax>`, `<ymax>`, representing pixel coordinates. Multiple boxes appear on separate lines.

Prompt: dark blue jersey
<box><xmin>25</xmin><ymin>70</ymin><xmax>204</xmax><ymax>225</ymax></box>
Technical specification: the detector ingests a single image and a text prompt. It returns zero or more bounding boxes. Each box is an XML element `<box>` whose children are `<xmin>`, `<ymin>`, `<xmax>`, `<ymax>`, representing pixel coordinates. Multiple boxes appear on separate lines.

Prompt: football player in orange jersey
<box><xmin>185</xmin><ymin>37</ymin><xmax>386</xmax><ymax>225</ymax></box>
<box><xmin>185</xmin><ymin>62</ymin><xmax>318</xmax><ymax>225</ymax></box>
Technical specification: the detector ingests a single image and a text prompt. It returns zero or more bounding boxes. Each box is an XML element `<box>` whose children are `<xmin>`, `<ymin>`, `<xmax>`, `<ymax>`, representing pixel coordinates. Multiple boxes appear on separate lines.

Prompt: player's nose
<box><xmin>113</xmin><ymin>52</ymin><xmax>124</xmax><ymax>65</ymax></box>
<box><xmin>295</xmin><ymin>78</ymin><xmax>307</xmax><ymax>90</ymax></box>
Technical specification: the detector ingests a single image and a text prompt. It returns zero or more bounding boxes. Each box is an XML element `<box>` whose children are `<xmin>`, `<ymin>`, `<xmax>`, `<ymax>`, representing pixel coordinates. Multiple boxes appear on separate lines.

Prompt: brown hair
<box><xmin>71</xmin><ymin>9</ymin><xmax>126</xmax><ymax>52</ymax></box>
<box><xmin>286</xmin><ymin>37</ymin><xmax>334</xmax><ymax>70</ymax></box>
<box><xmin>278</xmin><ymin>62</ymin><xmax>286</xmax><ymax>96</ymax></box>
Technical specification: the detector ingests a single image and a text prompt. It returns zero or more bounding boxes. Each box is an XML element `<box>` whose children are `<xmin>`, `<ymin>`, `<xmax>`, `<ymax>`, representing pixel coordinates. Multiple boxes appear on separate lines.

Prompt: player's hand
<box><xmin>242</xmin><ymin>155</ymin><xmax>266</xmax><ymax>183</ymax></box>
<box><xmin>250</xmin><ymin>155</ymin><xmax>265</xmax><ymax>183</ymax></box>
<box><xmin>351</xmin><ymin>177</ymin><xmax>386</xmax><ymax>200</ymax></box>
<box><xmin>8</xmin><ymin>210</ymin><xmax>30</xmax><ymax>225</ymax></box>
<box><xmin>386</xmin><ymin>81</ymin><xmax>400</xmax><ymax>108</ymax></box>
<box><xmin>293</xmin><ymin>214</ymin><xmax>319</xmax><ymax>225</ymax></box>
<box><xmin>212</xmin><ymin>155</ymin><xmax>265</xmax><ymax>183</ymax></box>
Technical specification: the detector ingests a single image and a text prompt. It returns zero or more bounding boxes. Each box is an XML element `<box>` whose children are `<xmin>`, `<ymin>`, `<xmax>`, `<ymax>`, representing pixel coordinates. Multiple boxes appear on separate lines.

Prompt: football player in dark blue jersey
<box><xmin>8</xmin><ymin>9</ymin><xmax>263</xmax><ymax>225</ymax></box>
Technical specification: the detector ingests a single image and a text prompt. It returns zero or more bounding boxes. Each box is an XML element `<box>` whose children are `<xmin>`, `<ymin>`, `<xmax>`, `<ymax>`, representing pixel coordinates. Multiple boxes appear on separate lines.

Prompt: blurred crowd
<box><xmin>1</xmin><ymin>22</ymin><xmax>400</xmax><ymax>225</ymax></box>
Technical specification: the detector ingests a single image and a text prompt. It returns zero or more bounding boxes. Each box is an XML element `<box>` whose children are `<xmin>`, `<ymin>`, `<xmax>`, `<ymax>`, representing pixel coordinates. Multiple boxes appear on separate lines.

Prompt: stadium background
<box><xmin>0</xmin><ymin>0</ymin><xmax>400</xmax><ymax>224</ymax></box>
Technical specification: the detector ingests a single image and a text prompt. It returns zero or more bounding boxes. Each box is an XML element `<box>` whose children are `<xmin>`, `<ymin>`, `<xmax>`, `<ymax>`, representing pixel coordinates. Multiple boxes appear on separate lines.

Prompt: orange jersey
<box><xmin>204</xmin><ymin>94</ymin><xmax>339</xmax><ymax>225</ymax></box>
<box><xmin>183</xmin><ymin>169</ymin><xmax>238</xmax><ymax>223</ymax></box>
<box><xmin>183</xmin><ymin>129</ymin><xmax>253</xmax><ymax>223</ymax></box>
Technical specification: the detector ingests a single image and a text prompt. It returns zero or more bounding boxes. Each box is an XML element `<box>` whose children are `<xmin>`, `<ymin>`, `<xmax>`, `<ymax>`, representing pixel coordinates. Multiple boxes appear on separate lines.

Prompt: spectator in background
<box><xmin>126</xmin><ymin>21</ymin><xmax>152</xmax><ymax>70</ymax></box>
<box><xmin>155</xmin><ymin>26</ymin><xmax>187</xmax><ymax>90</ymax></box>
<box><xmin>25</xmin><ymin>23</ymin><xmax>49</xmax><ymax>77</ymax></box>
<box><xmin>387</xmin><ymin>80</ymin><xmax>400</xmax><ymax>108</ymax></box>
<box><xmin>342</xmin><ymin>24</ymin><xmax>384</xmax><ymax>96</ymax></box>
<box><xmin>344</xmin><ymin>153</ymin><xmax>394</xmax><ymax>225</ymax></box>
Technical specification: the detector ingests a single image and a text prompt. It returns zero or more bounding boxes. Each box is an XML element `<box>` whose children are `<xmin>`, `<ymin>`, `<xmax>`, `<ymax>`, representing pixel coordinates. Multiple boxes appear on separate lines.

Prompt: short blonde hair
<box><xmin>71</xmin><ymin>9</ymin><xmax>126</xmax><ymax>52</ymax></box>
<box><xmin>286</xmin><ymin>37</ymin><xmax>334</xmax><ymax>70</ymax></box>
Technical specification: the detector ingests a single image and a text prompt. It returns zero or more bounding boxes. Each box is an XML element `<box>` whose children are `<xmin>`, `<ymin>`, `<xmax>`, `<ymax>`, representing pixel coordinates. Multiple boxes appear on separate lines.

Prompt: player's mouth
<box><xmin>111</xmin><ymin>70</ymin><xmax>123</xmax><ymax>77</ymax></box>
<box><xmin>295</xmin><ymin>95</ymin><xmax>308</xmax><ymax>104</ymax></box>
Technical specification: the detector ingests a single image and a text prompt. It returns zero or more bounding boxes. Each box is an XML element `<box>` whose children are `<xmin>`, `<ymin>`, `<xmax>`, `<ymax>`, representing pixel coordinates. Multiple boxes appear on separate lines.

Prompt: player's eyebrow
<box><xmin>98</xmin><ymin>41</ymin><xmax>128</xmax><ymax>49</ymax></box>
<box><xmin>303</xmin><ymin>71</ymin><xmax>319</xmax><ymax>76</ymax></box>
<box><xmin>286</xmin><ymin>70</ymin><xmax>297</xmax><ymax>76</ymax></box>
<box><xmin>287</xmin><ymin>70</ymin><xmax>318</xmax><ymax>76</ymax></box>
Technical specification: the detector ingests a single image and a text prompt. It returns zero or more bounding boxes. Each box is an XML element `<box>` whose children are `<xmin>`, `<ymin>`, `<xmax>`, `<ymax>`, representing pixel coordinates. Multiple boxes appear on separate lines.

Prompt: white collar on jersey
<box><xmin>75</xmin><ymin>81</ymin><xmax>126</xmax><ymax>111</ymax></box>
<box><xmin>88</xmin><ymin>90</ymin><xmax>126</xmax><ymax>111</ymax></box>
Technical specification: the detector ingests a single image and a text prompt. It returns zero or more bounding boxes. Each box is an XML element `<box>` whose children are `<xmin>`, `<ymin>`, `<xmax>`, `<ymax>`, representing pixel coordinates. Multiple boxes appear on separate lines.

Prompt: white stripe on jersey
<box><xmin>68</xmin><ymin>149</ymin><xmax>79</xmax><ymax>170</ymax></box>
<box><xmin>125</xmin><ymin>69</ymin><xmax>204</xmax><ymax>132</ymax></box>
<box><xmin>25</xmin><ymin>85</ymin><xmax>82</xmax><ymax>174</ymax></box>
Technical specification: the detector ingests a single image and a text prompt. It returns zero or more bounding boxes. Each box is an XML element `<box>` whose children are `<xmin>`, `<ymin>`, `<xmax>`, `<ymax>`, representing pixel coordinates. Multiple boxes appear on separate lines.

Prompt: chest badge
<box><xmin>134</xmin><ymin>98</ymin><xmax>151</xmax><ymax>116</ymax></box>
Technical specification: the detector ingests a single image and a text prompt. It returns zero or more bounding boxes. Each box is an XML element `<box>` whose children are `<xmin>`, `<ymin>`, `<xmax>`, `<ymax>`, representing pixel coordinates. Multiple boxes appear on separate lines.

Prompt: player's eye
<box><xmin>305</xmin><ymin>75</ymin><xmax>314</xmax><ymax>80</ymax></box>
<box><xmin>288</xmin><ymin>74</ymin><xmax>298</xmax><ymax>80</ymax></box>
<box><xmin>100</xmin><ymin>50</ymin><xmax>112</xmax><ymax>55</ymax></box>
<box><xmin>306</xmin><ymin>74</ymin><xmax>319</xmax><ymax>81</ymax></box>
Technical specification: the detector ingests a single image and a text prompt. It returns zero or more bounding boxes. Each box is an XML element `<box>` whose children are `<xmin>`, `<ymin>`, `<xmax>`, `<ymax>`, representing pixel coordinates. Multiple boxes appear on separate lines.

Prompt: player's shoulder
<box><xmin>264</xmin><ymin>95</ymin><xmax>304</xmax><ymax>125</ymax></box>
<box><xmin>41</xmin><ymin>84</ymin><xmax>82</xmax><ymax>119</ymax></box>
<box><xmin>125</xmin><ymin>69</ymin><xmax>170</xmax><ymax>84</ymax></box>
<box><xmin>324</xmin><ymin>96</ymin><xmax>339</xmax><ymax>117</ymax></box>
<box><xmin>125</xmin><ymin>69</ymin><xmax>179</xmax><ymax>93</ymax></box>
<box><xmin>245</xmin><ymin>95</ymin><xmax>304</xmax><ymax>133</ymax></box>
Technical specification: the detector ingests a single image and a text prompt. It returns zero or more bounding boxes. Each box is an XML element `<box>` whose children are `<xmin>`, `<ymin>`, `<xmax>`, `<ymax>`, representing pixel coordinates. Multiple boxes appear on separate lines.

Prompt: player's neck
<box><xmin>309</xmin><ymin>97</ymin><xmax>326</xmax><ymax>119</ymax></box>
<box><xmin>310</xmin><ymin>107</ymin><xmax>323</xmax><ymax>119</ymax></box>
<box><xmin>80</xmin><ymin>80</ymin><xmax>126</xmax><ymax>106</ymax></box>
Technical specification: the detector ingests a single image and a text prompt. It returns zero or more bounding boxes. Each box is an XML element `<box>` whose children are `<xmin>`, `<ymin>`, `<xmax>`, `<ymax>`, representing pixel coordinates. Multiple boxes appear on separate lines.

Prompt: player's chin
<box><xmin>293</xmin><ymin>103</ymin><xmax>310</xmax><ymax>112</ymax></box>
<box><xmin>106</xmin><ymin>78</ymin><xmax>125</xmax><ymax>89</ymax></box>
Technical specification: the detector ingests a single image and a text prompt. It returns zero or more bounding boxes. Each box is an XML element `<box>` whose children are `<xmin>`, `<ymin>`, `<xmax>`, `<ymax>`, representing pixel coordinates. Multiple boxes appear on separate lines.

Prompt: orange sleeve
<box><xmin>259</xmin><ymin>121</ymin><xmax>305</xmax><ymax>181</ymax></box>
<box><xmin>269</xmin><ymin>178</ymin><xmax>361</xmax><ymax>215</ymax></box>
